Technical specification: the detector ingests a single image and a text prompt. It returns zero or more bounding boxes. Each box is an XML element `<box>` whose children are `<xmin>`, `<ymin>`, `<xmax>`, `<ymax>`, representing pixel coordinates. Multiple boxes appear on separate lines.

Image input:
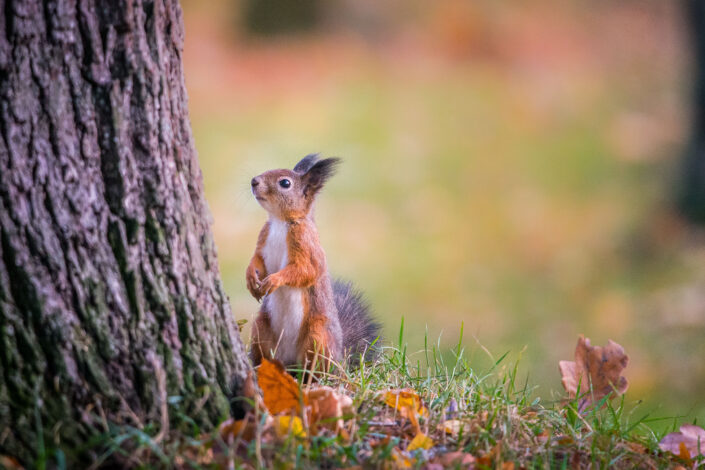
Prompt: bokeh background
<box><xmin>182</xmin><ymin>0</ymin><xmax>704</xmax><ymax>427</ymax></box>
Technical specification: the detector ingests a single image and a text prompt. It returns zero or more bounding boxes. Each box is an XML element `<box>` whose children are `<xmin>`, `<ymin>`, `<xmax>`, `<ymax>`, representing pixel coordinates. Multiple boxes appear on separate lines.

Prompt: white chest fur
<box><xmin>262</xmin><ymin>218</ymin><xmax>304</xmax><ymax>364</ymax></box>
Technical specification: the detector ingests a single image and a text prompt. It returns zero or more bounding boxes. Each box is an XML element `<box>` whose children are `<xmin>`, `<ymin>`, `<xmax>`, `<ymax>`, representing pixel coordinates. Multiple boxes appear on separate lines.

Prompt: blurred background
<box><xmin>182</xmin><ymin>0</ymin><xmax>704</xmax><ymax>427</ymax></box>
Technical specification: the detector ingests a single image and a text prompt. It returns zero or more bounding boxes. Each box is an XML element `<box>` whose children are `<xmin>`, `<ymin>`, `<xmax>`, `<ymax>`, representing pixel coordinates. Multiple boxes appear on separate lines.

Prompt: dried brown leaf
<box><xmin>306</xmin><ymin>385</ymin><xmax>354</xmax><ymax>433</ymax></box>
<box><xmin>559</xmin><ymin>335</ymin><xmax>629</xmax><ymax>411</ymax></box>
<box><xmin>659</xmin><ymin>424</ymin><xmax>705</xmax><ymax>460</ymax></box>
<box><xmin>438</xmin><ymin>451</ymin><xmax>476</xmax><ymax>469</ymax></box>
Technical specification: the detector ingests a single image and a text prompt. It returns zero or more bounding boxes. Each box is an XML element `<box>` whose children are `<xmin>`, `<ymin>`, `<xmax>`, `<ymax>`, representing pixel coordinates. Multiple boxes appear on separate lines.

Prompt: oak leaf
<box><xmin>258</xmin><ymin>358</ymin><xmax>305</xmax><ymax>415</ymax></box>
<box><xmin>559</xmin><ymin>335</ymin><xmax>629</xmax><ymax>411</ymax></box>
<box><xmin>659</xmin><ymin>424</ymin><xmax>705</xmax><ymax>460</ymax></box>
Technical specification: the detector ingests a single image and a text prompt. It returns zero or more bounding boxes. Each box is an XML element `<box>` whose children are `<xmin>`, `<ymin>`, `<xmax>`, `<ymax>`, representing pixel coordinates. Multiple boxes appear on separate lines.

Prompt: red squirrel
<box><xmin>246</xmin><ymin>155</ymin><xmax>380</xmax><ymax>371</ymax></box>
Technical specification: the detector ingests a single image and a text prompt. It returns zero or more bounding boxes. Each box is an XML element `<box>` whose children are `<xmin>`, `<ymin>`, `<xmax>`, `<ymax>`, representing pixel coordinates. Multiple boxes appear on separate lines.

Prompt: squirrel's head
<box><xmin>251</xmin><ymin>154</ymin><xmax>340</xmax><ymax>220</ymax></box>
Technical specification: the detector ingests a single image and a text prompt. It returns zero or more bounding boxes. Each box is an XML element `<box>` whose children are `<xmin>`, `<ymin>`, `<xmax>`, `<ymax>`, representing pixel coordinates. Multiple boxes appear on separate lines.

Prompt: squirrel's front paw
<box><xmin>246</xmin><ymin>265</ymin><xmax>263</xmax><ymax>301</ymax></box>
<box><xmin>260</xmin><ymin>273</ymin><xmax>282</xmax><ymax>296</ymax></box>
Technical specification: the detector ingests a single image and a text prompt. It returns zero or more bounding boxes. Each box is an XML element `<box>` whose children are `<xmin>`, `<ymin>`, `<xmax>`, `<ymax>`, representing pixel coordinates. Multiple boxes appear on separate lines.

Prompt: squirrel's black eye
<box><xmin>279</xmin><ymin>179</ymin><xmax>291</xmax><ymax>189</ymax></box>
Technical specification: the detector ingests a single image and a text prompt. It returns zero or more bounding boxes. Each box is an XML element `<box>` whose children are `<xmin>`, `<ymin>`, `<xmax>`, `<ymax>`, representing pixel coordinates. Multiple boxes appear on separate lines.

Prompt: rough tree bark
<box><xmin>0</xmin><ymin>0</ymin><xmax>250</xmax><ymax>464</ymax></box>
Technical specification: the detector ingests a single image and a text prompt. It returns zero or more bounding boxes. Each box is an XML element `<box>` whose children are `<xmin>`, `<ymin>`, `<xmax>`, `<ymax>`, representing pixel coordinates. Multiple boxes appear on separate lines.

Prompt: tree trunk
<box><xmin>0</xmin><ymin>0</ymin><xmax>250</xmax><ymax>464</ymax></box>
<box><xmin>678</xmin><ymin>0</ymin><xmax>705</xmax><ymax>224</ymax></box>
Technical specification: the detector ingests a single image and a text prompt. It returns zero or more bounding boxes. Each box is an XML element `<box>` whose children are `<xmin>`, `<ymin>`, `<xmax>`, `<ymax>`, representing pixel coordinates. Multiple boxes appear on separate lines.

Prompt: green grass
<box><xmin>62</xmin><ymin>324</ymin><xmax>697</xmax><ymax>469</ymax></box>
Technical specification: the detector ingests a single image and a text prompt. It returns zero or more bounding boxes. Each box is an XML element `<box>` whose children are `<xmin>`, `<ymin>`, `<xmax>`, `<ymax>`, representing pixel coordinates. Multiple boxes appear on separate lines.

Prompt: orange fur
<box><xmin>297</xmin><ymin>314</ymin><xmax>335</xmax><ymax>373</ymax></box>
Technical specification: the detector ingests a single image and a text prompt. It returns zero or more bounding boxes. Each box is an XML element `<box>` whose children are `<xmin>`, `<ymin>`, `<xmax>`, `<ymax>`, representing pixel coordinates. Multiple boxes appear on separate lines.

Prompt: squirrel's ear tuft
<box><xmin>293</xmin><ymin>153</ymin><xmax>320</xmax><ymax>174</ymax></box>
<box><xmin>302</xmin><ymin>157</ymin><xmax>341</xmax><ymax>197</ymax></box>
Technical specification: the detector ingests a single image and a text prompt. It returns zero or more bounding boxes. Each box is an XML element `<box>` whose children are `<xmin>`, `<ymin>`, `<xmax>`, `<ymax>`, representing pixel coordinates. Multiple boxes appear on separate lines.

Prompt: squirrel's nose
<box><xmin>251</xmin><ymin>177</ymin><xmax>260</xmax><ymax>188</ymax></box>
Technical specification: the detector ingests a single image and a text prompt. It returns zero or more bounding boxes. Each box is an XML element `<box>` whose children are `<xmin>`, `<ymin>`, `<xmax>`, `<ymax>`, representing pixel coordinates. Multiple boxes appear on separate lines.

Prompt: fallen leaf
<box><xmin>559</xmin><ymin>335</ymin><xmax>629</xmax><ymax>411</ymax></box>
<box><xmin>391</xmin><ymin>448</ymin><xmax>414</xmax><ymax>469</ymax></box>
<box><xmin>502</xmin><ymin>462</ymin><xmax>515</xmax><ymax>470</ymax></box>
<box><xmin>406</xmin><ymin>432</ymin><xmax>434</xmax><ymax>451</ymax></box>
<box><xmin>275</xmin><ymin>415</ymin><xmax>306</xmax><ymax>439</ymax></box>
<box><xmin>219</xmin><ymin>417</ymin><xmax>250</xmax><ymax>441</ymax></box>
<box><xmin>625</xmin><ymin>441</ymin><xmax>647</xmax><ymax>454</ymax></box>
<box><xmin>659</xmin><ymin>424</ymin><xmax>705</xmax><ymax>460</ymax></box>
<box><xmin>425</xmin><ymin>464</ymin><xmax>444</xmax><ymax>470</ymax></box>
<box><xmin>383</xmin><ymin>389</ymin><xmax>427</xmax><ymax>432</ymax></box>
<box><xmin>439</xmin><ymin>419</ymin><xmax>465</xmax><ymax>436</ymax></box>
<box><xmin>306</xmin><ymin>385</ymin><xmax>354</xmax><ymax>433</ymax></box>
<box><xmin>384</xmin><ymin>389</ymin><xmax>423</xmax><ymax>416</ymax></box>
<box><xmin>369</xmin><ymin>435</ymin><xmax>391</xmax><ymax>448</ymax></box>
<box><xmin>439</xmin><ymin>451</ymin><xmax>476</xmax><ymax>468</ymax></box>
<box><xmin>476</xmin><ymin>454</ymin><xmax>492</xmax><ymax>468</ymax></box>
<box><xmin>258</xmin><ymin>358</ymin><xmax>305</xmax><ymax>415</ymax></box>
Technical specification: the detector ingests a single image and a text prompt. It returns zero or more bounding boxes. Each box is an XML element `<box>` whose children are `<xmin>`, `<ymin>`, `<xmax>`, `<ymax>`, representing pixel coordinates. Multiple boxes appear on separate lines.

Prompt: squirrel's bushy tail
<box><xmin>333</xmin><ymin>279</ymin><xmax>381</xmax><ymax>364</ymax></box>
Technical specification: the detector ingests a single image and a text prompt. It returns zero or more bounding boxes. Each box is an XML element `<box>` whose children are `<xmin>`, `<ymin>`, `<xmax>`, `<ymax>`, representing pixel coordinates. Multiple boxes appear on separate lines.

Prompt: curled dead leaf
<box><xmin>559</xmin><ymin>335</ymin><xmax>629</xmax><ymax>411</ymax></box>
<box><xmin>659</xmin><ymin>424</ymin><xmax>705</xmax><ymax>460</ymax></box>
<box><xmin>306</xmin><ymin>385</ymin><xmax>354</xmax><ymax>433</ymax></box>
<box><xmin>258</xmin><ymin>358</ymin><xmax>305</xmax><ymax>415</ymax></box>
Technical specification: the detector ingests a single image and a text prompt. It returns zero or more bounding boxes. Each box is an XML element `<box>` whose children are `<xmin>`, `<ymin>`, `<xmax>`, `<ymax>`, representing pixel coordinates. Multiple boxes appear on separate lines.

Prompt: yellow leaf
<box><xmin>384</xmin><ymin>389</ymin><xmax>426</xmax><ymax>433</ymax></box>
<box><xmin>384</xmin><ymin>389</ymin><xmax>422</xmax><ymax>417</ymax></box>
<box><xmin>275</xmin><ymin>415</ymin><xmax>306</xmax><ymax>439</ymax></box>
<box><xmin>407</xmin><ymin>432</ymin><xmax>434</xmax><ymax>451</ymax></box>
